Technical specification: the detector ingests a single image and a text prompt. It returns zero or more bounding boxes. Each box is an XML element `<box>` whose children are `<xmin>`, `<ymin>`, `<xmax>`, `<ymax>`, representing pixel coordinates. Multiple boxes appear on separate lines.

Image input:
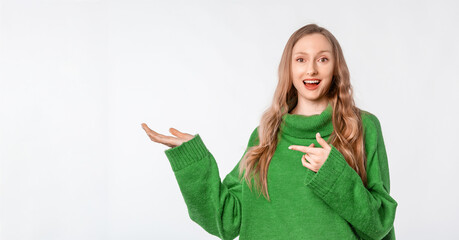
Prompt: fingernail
<box><xmin>317</xmin><ymin>132</ymin><xmax>321</xmax><ymax>137</ymax></box>
<box><xmin>288</xmin><ymin>146</ymin><xmax>292</xmax><ymax>150</ymax></box>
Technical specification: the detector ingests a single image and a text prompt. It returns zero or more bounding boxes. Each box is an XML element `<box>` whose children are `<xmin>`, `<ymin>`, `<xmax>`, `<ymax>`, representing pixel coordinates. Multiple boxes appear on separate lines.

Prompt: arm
<box><xmin>303</xmin><ymin>114</ymin><xmax>398</xmax><ymax>240</ymax></box>
<box><xmin>164</xmin><ymin>127</ymin><xmax>259</xmax><ymax>240</ymax></box>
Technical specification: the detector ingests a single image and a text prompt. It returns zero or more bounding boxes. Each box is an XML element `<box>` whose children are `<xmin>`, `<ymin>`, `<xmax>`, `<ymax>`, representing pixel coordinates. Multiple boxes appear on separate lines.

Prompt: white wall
<box><xmin>1</xmin><ymin>0</ymin><xmax>458</xmax><ymax>239</ymax></box>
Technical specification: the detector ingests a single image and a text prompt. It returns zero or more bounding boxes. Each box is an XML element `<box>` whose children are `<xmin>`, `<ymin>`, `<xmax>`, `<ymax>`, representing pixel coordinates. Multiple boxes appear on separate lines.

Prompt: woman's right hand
<box><xmin>141</xmin><ymin>123</ymin><xmax>195</xmax><ymax>148</ymax></box>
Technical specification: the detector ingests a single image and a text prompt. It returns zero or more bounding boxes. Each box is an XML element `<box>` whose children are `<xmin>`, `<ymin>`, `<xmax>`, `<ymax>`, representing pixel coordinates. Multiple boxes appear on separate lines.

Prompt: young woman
<box><xmin>141</xmin><ymin>24</ymin><xmax>398</xmax><ymax>240</ymax></box>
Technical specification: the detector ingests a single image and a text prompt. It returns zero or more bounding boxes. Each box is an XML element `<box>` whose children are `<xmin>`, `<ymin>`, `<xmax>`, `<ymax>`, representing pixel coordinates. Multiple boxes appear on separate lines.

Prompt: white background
<box><xmin>1</xmin><ymin>0</ymin><xmax>458</xmax><ymax>239</ymax></box>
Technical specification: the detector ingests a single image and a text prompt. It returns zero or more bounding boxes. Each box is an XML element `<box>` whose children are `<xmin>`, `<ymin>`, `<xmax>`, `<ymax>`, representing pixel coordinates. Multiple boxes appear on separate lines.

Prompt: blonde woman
<box><xmin>142</xmin><ymin>24</ymin><xmax>398</xmax><ymax>240</ymax></box>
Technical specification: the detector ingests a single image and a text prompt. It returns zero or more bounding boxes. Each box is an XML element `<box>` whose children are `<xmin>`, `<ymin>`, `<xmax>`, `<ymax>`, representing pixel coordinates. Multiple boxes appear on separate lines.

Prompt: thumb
<box><xmin>169</xmin><ymin>128</ymin><xmax>194</xmax><ymax>141</ymax></box>
<box><xmin>315</xmin><ymin>132</ymin><xmax>330</xmax><ymax>149</ymax></box>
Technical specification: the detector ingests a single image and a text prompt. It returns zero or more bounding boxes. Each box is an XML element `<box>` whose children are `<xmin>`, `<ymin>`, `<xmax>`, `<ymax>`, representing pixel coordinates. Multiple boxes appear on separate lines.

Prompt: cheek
<box><xmin>291</xmin><ymin>65</ymin><xmax>303</xmax><ymax>78</ymax></box>
<box><xmin>326</xmin><ymin>63</ymin><xmax>335</xmax><ymax>76</ymax></box>
<box><xmin>320</xmin><ymin>78</ymin><xmax>334</xmax><ymax>92</ymax></box>
<box><xmin>291</xmin><ymin>78</ymin><xmax>306</xmax><ymax>92</ymax></box>
<box><xmin>292</xmin><ymin>79</ymin><xmax>302</xmax><ymax>91</ymax></box>
<box><xmin>320</xmin><ymin>64</ymin><xmax>334</xmax><ymax>75</ymax></box>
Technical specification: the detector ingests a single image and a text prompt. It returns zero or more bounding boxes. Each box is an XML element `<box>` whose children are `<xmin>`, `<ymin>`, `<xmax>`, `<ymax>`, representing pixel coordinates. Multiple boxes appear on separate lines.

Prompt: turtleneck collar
<box><xmin>280</xmin><ymin>102</ymin><xmax>334</xmax><ymax>139</ymax></box>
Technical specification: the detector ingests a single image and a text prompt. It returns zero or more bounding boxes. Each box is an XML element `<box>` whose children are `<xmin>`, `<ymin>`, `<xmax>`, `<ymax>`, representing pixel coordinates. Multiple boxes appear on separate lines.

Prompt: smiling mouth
<box><xmin>303</xmin><ymin>80</ymin><xmax>321</xmax><ymax>89</ymax></box>
<box><xmin>303</xmin><ymin>80</ymin><xmax>321</xmax><ymax>85</ymax></box>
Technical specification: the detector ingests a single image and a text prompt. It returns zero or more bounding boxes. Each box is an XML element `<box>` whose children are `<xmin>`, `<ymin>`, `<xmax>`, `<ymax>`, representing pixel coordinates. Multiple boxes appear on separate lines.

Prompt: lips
<box><xmin>303</xmin><ymin>79</ymin><xmax>321</xmax><ymax>90</ymax></box>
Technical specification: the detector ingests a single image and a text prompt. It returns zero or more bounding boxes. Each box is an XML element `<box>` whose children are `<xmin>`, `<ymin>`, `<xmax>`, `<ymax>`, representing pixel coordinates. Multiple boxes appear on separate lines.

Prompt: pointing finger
<box><xmin>288</xmin><ymin>144</ymin><xmax>320</xmax><ymax>154</ymax></box>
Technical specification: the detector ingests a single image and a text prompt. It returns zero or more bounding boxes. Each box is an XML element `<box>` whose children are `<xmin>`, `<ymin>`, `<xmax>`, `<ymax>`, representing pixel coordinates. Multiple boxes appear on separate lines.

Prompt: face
<box><xmin>291</xmin><ymin>33</ymin><xmax>335</xmax><ymax>104</ymax></box>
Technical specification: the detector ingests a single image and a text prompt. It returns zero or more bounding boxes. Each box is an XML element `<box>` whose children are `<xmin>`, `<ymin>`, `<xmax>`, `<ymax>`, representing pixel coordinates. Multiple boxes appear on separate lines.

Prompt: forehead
<box><xmin>292</xmin><ymin>33</ymin><xmax>333</xmax><ymax>54</ymax></box>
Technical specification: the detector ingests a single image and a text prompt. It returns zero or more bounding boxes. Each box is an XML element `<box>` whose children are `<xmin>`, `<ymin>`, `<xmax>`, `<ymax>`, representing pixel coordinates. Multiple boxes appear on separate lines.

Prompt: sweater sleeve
<box><xmin>164</xmin><ymin>127</ymin><xmax>259</xmax><ymax>240</ymax></box>
<box><xmin>303</xmin><ymin>113</ymin><xmax>398</xmax><ymax>240</ymax></box>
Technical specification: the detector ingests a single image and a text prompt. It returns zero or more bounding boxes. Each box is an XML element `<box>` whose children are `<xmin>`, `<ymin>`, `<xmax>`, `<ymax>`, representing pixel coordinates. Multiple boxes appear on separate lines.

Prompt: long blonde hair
<box><xmin>239</xmin><ymin>23</ymin><xmax>367</xmax><ymax>201</ymax></box>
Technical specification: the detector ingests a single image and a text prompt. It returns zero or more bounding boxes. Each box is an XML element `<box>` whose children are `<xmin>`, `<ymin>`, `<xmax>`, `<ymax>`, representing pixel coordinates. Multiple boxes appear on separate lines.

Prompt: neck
<box><xmin>281</xmin><ymin>102</ymin><xmax>334</xmax><ymax>139</ymax></box>
<box><xmin>290</xmin><ymin>98</ymin><xmax>330</xmax><ymax>116</ymax></box>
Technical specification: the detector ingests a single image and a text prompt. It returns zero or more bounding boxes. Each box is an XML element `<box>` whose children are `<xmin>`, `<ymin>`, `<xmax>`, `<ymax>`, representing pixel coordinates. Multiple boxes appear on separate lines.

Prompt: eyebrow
<box><xmin>293</xmin><ymin>50</ymin><xmax>331</xmax><ymax>55</ymax></box>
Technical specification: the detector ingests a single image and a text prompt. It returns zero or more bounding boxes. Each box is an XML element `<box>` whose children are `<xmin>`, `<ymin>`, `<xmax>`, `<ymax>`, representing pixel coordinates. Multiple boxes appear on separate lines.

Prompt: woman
<box><xmin>141</xmin><ymin>23</ymin><xmax>398</xmax><ymax>240</ymax></box>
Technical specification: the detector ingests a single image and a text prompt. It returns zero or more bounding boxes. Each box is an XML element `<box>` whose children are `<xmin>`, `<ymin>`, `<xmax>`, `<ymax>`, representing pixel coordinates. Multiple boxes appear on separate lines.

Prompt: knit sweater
<box><xmin>164</xmin><ymin>103</ymin><xmax>398</xmax><ymax>240</ymax></box>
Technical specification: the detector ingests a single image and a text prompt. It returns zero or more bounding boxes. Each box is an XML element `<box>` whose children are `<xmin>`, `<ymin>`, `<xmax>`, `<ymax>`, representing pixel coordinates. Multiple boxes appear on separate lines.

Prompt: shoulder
<box><xmin>359</xmin><ymin>108</ymin><xmax>383</xmax><ymax>142</ymax></box>
<box><xmin>360</xmin><ymin>109</ymin><xmax>382</xmax><ymax>131</ymax></box>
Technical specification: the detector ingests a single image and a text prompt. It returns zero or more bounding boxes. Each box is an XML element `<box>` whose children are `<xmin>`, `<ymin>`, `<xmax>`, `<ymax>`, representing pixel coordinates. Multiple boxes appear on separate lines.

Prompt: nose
<box><xmin>306</xmin><ymin>62</ymin><xmax>318</xmax><ymax>76</ymax></box>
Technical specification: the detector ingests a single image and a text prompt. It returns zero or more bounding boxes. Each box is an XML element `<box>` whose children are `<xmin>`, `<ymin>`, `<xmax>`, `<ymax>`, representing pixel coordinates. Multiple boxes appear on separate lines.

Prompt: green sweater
<box><xmin>164</xmin><ymin>103</ymin><xmax>398</xmax><ymax>240</ymax></box>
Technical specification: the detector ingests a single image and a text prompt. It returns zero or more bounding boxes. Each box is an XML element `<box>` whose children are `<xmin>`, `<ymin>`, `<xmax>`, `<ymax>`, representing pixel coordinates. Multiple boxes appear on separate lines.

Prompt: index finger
<box><xmin>288</xmin><ymin>145</ymin><xmax>320</xmax><ymax>154</ymax></box>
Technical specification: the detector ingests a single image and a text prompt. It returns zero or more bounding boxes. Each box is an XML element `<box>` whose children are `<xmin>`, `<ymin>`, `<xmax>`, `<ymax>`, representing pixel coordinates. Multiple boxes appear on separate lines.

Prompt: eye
<box><xmin>296</xmin><ymin>58</ymin><xmax>304</xmax><ymax>62</ymax></box>
<box><xmin>319</xmin><ymin>57</ymin><xmax>329</xmax><ymax>62</ymax></box>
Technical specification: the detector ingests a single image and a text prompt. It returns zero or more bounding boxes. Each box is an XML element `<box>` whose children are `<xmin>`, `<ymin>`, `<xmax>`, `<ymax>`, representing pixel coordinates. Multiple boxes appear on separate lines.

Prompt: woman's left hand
<box><xmin>288</xmin><ymin>132</ymin><xmax>331</xmax><ymax>172</ymax></box>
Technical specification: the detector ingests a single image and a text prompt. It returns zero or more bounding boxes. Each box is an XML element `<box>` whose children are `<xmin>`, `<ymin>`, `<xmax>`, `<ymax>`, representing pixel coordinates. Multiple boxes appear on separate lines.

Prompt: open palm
<box><xmin>141</xmin><ymin>123</ymin><xmax>194</xmax><ymax>148</ymax></box>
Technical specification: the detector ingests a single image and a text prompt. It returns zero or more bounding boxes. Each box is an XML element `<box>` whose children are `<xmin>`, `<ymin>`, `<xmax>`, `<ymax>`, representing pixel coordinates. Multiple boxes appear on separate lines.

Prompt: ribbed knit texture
<box><xmin>164</xmin><ymin>103</ymin><xmax>398</xmax><ymax>240</ymax></box>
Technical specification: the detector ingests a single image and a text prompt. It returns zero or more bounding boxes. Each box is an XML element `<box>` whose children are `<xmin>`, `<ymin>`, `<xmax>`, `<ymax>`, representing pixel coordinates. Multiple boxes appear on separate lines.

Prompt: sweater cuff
<box><xmin>164</xmin><ymin>134</ymin><xmax>209</xmax><ymax>172</ymax></box>
<box><xmin>303</xmin><ymin>144</ymin><xmax>347</xmax><ymax>198</ymax></box>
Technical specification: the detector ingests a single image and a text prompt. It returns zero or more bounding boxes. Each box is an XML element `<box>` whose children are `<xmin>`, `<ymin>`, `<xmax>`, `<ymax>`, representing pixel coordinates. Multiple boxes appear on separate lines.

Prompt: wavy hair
<box><xmin>239</xmin><ymin>23</ymin><xmax>367</xmax><ymax>201</ymax></box>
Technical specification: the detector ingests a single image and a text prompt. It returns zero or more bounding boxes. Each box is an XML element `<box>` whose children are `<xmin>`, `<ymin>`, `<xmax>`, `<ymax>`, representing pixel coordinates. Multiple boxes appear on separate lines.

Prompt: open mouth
<box><xmin>303</xmin><ymin>80</ymin><xmax>321</xmax><ymax>89</ymax></box>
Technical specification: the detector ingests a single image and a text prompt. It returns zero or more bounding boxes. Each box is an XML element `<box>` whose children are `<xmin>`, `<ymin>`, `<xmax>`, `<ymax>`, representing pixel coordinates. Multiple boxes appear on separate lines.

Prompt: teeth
<box><xmin>303</xmin><ymin>80</ymin><xmax>320</xmax><ymax>84</ymax></box>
